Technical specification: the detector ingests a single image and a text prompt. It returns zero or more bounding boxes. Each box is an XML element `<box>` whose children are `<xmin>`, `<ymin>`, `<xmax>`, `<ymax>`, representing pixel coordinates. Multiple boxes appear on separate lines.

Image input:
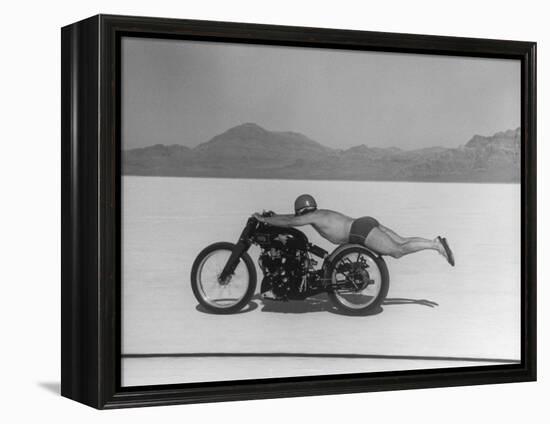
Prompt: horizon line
<box><xmin>122</xmin><ymin>122</ymin><xmax>521</xmax><ymax>152</ymax></box>
<box><xmin>121</xmin><ymin>174</ymin><xmax>520</xmax><ymax>185</ymax></box>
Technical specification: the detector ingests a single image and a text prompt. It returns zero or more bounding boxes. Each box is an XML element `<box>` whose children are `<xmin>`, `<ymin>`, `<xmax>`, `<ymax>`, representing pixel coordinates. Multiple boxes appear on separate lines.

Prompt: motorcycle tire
<box><xmin>327</xmin><ymin>244</ymin><xmax>389</xmax><ymax>315</ymax></box>
<box><xmin>191</xmin><ymin>242</ymin><xmax>257</xmax><ymax>314</ymax></box>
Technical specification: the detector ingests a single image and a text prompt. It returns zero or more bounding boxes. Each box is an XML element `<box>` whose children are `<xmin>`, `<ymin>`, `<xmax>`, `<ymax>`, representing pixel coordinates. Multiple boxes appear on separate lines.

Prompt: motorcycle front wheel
<box><xmin>191</xmin><ymin>242</ymin><xmax>257</xmax><ymax>314</ymax></box>
<box><xmin>327</xmin><ymin>245</ymin><xmax>389</xmax><ymax>315</ymax></box>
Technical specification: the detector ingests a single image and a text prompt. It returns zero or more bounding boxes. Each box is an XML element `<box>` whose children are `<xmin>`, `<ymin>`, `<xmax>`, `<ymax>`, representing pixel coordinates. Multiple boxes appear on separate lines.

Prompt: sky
<box><xmin>122</xmin><ymin>36</ymin><xmax>520</xmax><ymax>151</ymax></box>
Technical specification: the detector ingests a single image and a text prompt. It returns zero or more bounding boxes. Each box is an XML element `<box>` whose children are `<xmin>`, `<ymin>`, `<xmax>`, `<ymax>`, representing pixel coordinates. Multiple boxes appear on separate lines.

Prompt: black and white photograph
<box><xmin>120</xmin><ymin>36</ymin><xmax>522</xmax><ymax>386</ymax></box>
<box><xmin>1</xmin><ymin>0</ymin><xmax>546</xmax><ymax>419</ymax></box>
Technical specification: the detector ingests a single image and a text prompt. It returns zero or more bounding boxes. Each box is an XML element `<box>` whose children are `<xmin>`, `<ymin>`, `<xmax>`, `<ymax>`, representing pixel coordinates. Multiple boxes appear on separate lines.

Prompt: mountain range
<box><xmin>123</xmin><ymin>123</ymin><xmax>520</xmax><ymax>183</ymax></box>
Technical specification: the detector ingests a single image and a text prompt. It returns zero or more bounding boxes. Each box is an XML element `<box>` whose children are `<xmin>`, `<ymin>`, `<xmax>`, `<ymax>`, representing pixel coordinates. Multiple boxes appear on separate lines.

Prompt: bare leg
<box><xmin>364</xmin><ymin>226</ymin><xmax>444</xmax><ymax>259</ymax></box>
<box><xmin>378</xmin><ymin>224</ymin><xmax>432</xmax><ymax>245</ymax></box>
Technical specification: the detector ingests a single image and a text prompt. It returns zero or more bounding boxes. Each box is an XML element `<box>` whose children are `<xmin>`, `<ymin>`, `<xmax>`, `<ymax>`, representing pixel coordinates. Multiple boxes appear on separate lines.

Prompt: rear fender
<box><xmin>322</xmin><ymin>243</ymin><xmax>382</xmax><ymax>272</ymax></box>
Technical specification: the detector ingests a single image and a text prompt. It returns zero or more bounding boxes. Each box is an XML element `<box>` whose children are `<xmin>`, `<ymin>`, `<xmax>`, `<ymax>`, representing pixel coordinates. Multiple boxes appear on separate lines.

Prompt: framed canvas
<box><xmin>61</xmin><ymin>14</ymin><xmax>536</xmax><ymax>409</ymax></box>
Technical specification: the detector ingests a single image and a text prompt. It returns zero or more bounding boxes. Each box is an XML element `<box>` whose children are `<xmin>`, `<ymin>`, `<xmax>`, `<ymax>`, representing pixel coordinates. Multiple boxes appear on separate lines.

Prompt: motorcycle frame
<box><xmin>219</xmin><ymin>216</ymin><xmax>328</xmax><ymax>285</ymax></box>
<box><xmin>61</xmin><ymin>14</ymin><xmax>537</xmax><ymax>409</ymax></box>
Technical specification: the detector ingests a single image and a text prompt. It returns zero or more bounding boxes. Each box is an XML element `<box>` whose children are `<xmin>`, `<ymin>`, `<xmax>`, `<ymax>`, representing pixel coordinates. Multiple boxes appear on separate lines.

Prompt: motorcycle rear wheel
<box><xmin>191</xmin><ymin>242</ymin><xmax>257</xmax><ymax>314</ymax></box>
<box><xmin>327</xmin><ymin>245</ymin><xmax>389</xmax><ymax>315</ymax></box>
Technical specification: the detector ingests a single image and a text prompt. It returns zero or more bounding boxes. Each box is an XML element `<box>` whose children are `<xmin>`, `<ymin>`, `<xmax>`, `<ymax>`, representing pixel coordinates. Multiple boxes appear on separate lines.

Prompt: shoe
<box><xmin>437</xmin><ymin>236</ymin><xmax>455</xmax><ymax>267</ymax></box>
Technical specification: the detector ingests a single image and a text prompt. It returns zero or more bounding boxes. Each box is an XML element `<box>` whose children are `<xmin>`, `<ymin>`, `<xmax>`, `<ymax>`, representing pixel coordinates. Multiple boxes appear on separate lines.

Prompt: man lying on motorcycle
<box><xmin>253</xmin><ymin>194</ymin><xmax>454</xmax><ymax>266</ymax></box>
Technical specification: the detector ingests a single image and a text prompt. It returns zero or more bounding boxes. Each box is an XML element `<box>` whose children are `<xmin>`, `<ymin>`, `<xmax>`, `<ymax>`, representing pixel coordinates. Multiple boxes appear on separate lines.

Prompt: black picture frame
<box><xmin>61</xmin><ymin>14</ymin><xmax>536</xmax><ymax>409</ymax></box>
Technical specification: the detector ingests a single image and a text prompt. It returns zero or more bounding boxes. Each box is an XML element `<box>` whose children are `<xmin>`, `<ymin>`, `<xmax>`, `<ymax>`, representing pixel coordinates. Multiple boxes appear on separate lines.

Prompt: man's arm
<box><xmin>253</xmin><ymin>212</ymin><xmax>314</xmax><ymax>227</ymax></box>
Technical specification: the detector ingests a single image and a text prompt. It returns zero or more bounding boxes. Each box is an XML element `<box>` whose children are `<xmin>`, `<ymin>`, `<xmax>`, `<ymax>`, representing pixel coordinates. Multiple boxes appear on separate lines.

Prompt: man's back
<box><xmin>309</xmin><ymin>209</ymin><xmax>354</xmax><ymax>244</ymax></box>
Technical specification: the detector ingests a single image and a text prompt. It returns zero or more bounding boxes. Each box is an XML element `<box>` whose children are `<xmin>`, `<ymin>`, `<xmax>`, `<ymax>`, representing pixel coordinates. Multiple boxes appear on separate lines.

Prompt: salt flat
<box><xmin>122</xmin><ymin>177</ymin><xmax>521</xmax><ymax>386</ymax></box>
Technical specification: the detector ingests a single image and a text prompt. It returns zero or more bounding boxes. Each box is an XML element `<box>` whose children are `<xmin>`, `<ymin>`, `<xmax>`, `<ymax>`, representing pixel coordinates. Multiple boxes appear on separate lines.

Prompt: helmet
<box><xmin>294</xmin><ymin>194</ymin><xmax>317</xmax><ymax>216</ymax></box>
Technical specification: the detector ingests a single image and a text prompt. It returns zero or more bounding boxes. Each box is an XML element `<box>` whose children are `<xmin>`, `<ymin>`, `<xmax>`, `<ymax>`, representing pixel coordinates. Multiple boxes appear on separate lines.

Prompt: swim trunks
<box><xmin>349</xmin><ymin>216</ymin><xmax>380</xmax><ymax>244</ymax></box>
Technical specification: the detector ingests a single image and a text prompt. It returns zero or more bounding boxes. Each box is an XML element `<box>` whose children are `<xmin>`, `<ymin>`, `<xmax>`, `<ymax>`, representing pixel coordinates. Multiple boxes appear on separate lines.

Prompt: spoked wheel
<box><xmin>191</xmin><ymin>242</ymin><xmax>257</xmax><ymax>314</ymax></box>
<box><xmin>327</xmin><ymin>245</ymin><xmax>389</xmax><ymax>315</ymax></box>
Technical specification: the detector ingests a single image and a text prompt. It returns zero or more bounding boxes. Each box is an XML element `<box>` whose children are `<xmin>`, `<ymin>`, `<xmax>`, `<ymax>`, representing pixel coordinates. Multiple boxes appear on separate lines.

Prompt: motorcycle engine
<box><xmin>259</xmin><ymin>237</ymin><xmax>307</xmax><ymax>299</ymax></box>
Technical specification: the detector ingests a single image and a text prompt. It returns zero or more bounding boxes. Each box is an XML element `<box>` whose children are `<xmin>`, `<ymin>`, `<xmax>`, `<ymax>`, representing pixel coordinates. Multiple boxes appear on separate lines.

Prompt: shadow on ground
<box><xmin>258</xmin><ymin>294</ymin><xmax>382</xmax><ymax>316</ymax></box>
<box><xmin>195</xmin><ymin>294</ymin><xmax>438</xmax><ymax>316</ymax></box>
<box><xmin>384</xmin><ymin>298</ymin><xmax>439</xmax><ymax>308</ymax></box>
<box><xmin>196</xmin><ymin>299</ymin><xmax>259</xmax><ymax>314</ymax></box>
<box><xmin>37</xmin><ymin>381</ymin><xmax>60</xmax><ymax>395</ymax></box>
<box><xmin>258</xmin><ymin>294</ymin><xmax>439</xmax><ymax>315</ymax></box>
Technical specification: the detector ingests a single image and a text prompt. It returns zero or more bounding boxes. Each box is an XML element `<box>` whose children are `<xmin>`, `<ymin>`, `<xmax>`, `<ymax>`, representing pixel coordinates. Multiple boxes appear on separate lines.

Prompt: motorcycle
<box><xmin>190</xmin><ymin>211</ymin><xmax>390</xmax><ymax>315</ymax></box>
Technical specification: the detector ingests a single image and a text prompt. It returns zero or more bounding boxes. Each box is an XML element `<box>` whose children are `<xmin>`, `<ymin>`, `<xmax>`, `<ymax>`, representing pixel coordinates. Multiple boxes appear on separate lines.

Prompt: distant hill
<box><xmin>123</xmin><ymin>123</ymin><xmax>520</xmax><ymax>183</ymax></box>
